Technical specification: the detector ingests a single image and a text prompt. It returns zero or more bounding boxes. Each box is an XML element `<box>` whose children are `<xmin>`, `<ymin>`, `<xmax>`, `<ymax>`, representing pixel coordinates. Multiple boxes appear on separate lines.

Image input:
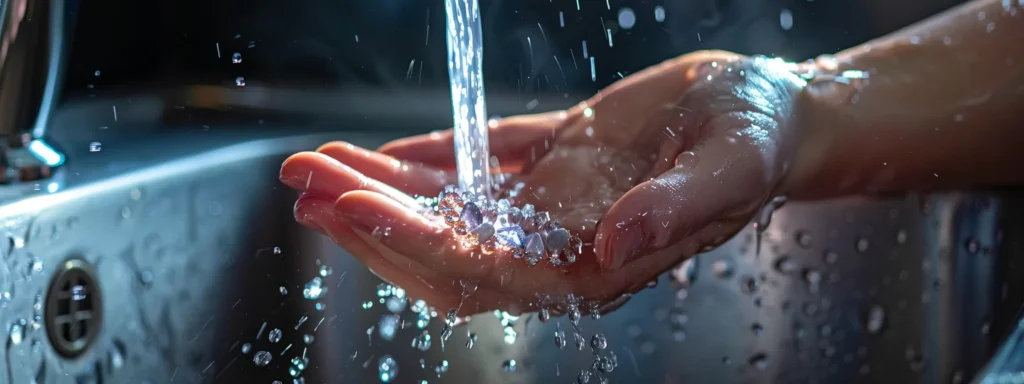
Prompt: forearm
<box><xmin>788</xmin><ymin>0</ymin><xmax>1024</xmax><ymax>199</ymax></box>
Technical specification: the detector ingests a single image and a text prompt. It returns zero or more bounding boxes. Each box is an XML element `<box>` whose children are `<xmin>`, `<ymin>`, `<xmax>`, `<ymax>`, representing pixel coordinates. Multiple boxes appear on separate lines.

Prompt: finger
<box><xmin>334</xmin><ymin>190</ymin><xmax>513</xmax><ymax>281</ymax></box>
<box><xmin>296</xmin><ymin>194</ymin><xmax>478</xmax><ymax>311</ymax></box>
<box><xmin>316</xmin><ymin>142</ymin><xmax>454</xmax><ymax>196</ymax></box>
<box><xmin>280</xmin><ymin>152</ymin><xmax>421</xmax><ymax>207</ymax></box>
<box><xmin>595</xmin><ymin>120</ymin><xmax>779</xmax><ymax>270</ymax></box>
<box><xmin>377</xmin><ymin>111</ymin><xmax>567</xmax><ymax>171</ymax></box>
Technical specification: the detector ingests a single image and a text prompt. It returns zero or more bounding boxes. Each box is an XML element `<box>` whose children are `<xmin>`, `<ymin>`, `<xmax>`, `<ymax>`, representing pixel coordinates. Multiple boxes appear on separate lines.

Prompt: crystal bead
<box><xmin>470</xmin><ymin>223</ymin><xmax>495</xmax><ymax>243</ymax></box>
<box><xmin>564</xmin><ymin>235</ymin><xmax>583</xmax><ymax>264</ymax></box>
<box><xmin>460</xmin><ymin>202</ymin><xmax>483</xmax><ymax>229</ymax></box>
<box><xmin>495</xmin><ymin>225</ymin><xmax>526</xmax><ymax>248</ymax></box>
<box><xmin>521</xmin><ymin>204</ymin><xmax>536</xmax><ymax>219</ymax></box>
<box><xmin>497</xmin><ymin>199</ymin><xmax>511</xmax><ymax>213</ymax></box>
<box><xmin>546</xmin><ymin>228</ymin><xmax>570</xmax><ymax>254</ymax></box>
<box><xmin>508</xmin><ymin>207</ymin><xmax>523</xmax><ymax>224</ymax></box>
<box><xmin>524</xmin><ymin>233</ymin><xmax>545</xmax><ymax>266</ymax></box>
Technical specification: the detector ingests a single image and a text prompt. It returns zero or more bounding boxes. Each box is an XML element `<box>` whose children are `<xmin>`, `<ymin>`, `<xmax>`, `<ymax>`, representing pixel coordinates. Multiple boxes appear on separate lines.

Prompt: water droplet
<box><xmin>303</xmin><ymin>277</ymin><xmax>325</xmax><ymax>300</ymax></box>
<box><xmin>378</xmin><ymin>355</ymin><xmax>399</xmax><ymax>382</ymax></box>
<box><xmin>779</xmin><ymin>9</ymin><xmax>794</xmax><ymax>30</ymax></box>
<box><xmin>502</xmin><ymin>359</ymin><xmax>517</xmax><ymax>372</ymax></box>
<box><xmin>434</xmin><ymin>360</ymin><xmax>449</xmax><ymax>377</ymax></box>
<box><xmin>303</xmin><ymin>334</ymin><xmax>315</xmax><ymax>344</ymax></box>
<box><xmin>235</xmin><ymin>77</ymin><xmax>246</xmax><ymax>87</ymax></box>
<box><xmin>9</xmin><ymin>321</ymin><xmax>24</xmax><ymax>345</ymax></box>
<box><xmin>774</xmin><ymin>256</ymin><xmax>796</xmax><ymax>274</ymax></box>
<box><xmin>617</xmin><ymin>7</ymin><xmax>636</xmax><ymax>29</ymax></box>
<box><xmin>751</xmin><ymin>323</ymin><xmax>764</xmax><ymax>335</ymax></box>
<box><xmin>385</xmin><ymin>296</ymin><xmax>407</xmax><ymax>313</ymax></box>
<box><xmin>318</xmin><ymin>265</ymin><xmax>333</xmax><ymax>277</ymax></box>
<box><xmin>590</xmin><ymin>334</ymin><xmax>608</xmax><ymax>350</ymax></box>
<box><xmin>554</xmin><ymin>329</ymin><xmax>567</xmax><ymax>349</ymax></box>
<box><xmin>748</xmin><ymin>353</ymin><xmax>770</xmax><ymax>371</ymax></box>
<box><xmin>896</xmin><ymin>229</ymin><xmax>908</xmax><ymax>245</ymax></box>
<box><xmin>232</xmin><ymin>52</ymin><xmax>242</xmax><ymax>64</ymax></box>
<box><xmin>503</xmin><ymin>326</ymin><xmax>518</xmax><ymax>344</ymax></box>
<box><xmin>740</xmin><ymin>276</ymin><xmax>759</xmax><ymax>295</ymax></box>
<box><xmin>273</xmin><ymin>246</ymin><xmax>282</xmax><ymax>254</ymax></box>
<box><xmin>795</xmin><ymin>231</ymin><xmax>813</xmax><ymax>248</ymax></box>
<box><xmin>823</xmin><ymin>250</ymin><xmax>839</xmax><ymax>264</ymax></box>
<box><xmin>378</xmin><ymin>314</ymin><xmax>399</xmax><ymax>341</ymax></box>
<box><xmin>412</xmin><ymin>331</ymin><xmax>432</xmax><ymax>351</ymax></box>
<box><xmin>965</xmin><ymin>237</ymin><xmax>980</xmax><ymax>254</ymax></box>
<box><xmin>711</xmin><ymin>259</ymin><xmax>734</xmax><ymax>278</ymax></box>
<box><xmin>253</xmin><ymin>351</ymin><xmax>272</xmax><ymax>366</ymax></box>
<box><xmin>241</xmin><ymin>343</ymin><xmax>251</xmax><ymax>354</ymax></box>
<box><xmin>268</xmin><ymin>328</ymin><xmax>283</xmax><ymax>343</ymax></box>
<box><xmin>89</xmin><ymin>142</ymin><xmax>102</xmax><ymax>152</ymax></box>
<box><xmin>578</xmin><ymin>369</ymin><xmax>592</xmax><ymax>383</ymax></box>
<box><xmin>654</xmin><ymin>6</ymin><xmax>666</xmax><ymax>23</ymax></box>
<box><xmin>855</xmin><ymin>237</ymin><xmax>870</xmax><ymax>253</ymax></box>
<box><xmin>279</xmin><ymin>286</ymin><xmax>288</xmax><ymax>295</ymax></box>
<box><xmin>865</xmin><ymin>305</ymin><xmax>886</xmax><ymax>334</ymax></box>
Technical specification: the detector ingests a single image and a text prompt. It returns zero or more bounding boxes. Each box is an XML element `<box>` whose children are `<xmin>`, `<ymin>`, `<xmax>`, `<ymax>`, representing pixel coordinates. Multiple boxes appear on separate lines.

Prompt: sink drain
<box><xmin>45</xmin><ymin>259</ymin><xmax>102</xmax><ymax>358</ymax></box>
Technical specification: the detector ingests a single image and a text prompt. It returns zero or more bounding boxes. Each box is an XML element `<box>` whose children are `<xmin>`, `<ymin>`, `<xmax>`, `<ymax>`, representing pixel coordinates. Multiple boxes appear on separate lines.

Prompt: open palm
<box><xmin>280</xmin><ymin>51</ymin><xmax>806</xmax><ymax>316</ymax></box>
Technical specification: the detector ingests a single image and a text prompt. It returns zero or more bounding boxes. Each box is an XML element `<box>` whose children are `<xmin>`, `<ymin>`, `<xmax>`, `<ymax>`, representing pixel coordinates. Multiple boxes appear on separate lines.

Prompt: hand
<box><xmin>279</xmin><ymin>51</ymin><xmax>810</xmax><ymax>316</ymax></box>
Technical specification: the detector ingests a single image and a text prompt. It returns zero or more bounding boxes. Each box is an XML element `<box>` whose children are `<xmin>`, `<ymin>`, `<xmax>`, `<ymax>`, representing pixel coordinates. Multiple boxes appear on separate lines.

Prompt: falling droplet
<box><xmin>268</xmin><ymin>328</ymin><xmax>283</xmax><ymax>343</ymax></box>
<box><xmin>235</xmin><ymin>76</ymin><xmax>246</xmax><ymax>87</ymax></box>
<box><xmin>502</xmin><ymin>359</ymin><xmax>517</xmax><ymax>372</ymax></box>
<box><xmin>378</xmin><ymin>355</ymin><xmax>399</xmax><ymax>382</ymax></box>
<box><xmin>232</xmin><ymin>52</ymin><xmax>242</xmax><ymax>64</ymax></box>
<box><xmin>253</xmin><ymin>351</ymin><xmax>273</xmax><ymax>366</ymax></box>
<box><xmin>865</xmin><ymin>305</ymin><xmax>886</xmax><ymax>334</ymax></box>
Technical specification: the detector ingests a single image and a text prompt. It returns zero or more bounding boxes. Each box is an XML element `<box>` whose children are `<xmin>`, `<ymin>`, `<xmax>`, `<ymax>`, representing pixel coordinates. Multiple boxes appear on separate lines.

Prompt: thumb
<box><xmin>595</xmin><ymin>123</ymin><xmax>780</xmax><ymax>270</ymax></box>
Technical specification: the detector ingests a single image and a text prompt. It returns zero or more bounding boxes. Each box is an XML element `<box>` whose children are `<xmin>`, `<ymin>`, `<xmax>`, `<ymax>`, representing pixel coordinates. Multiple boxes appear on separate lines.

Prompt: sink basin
<box><xmin>0</xmin><ymin>129</ymin><xmax>1019</xmax><ymax>383</ymax></box>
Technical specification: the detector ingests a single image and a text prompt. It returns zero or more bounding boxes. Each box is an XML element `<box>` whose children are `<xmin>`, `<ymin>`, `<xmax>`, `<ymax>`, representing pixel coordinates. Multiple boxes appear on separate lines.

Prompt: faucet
<box><xmin>0</xmin><ymin>0</ymin><xmax>67</xmax><ymax>188</ymax></box>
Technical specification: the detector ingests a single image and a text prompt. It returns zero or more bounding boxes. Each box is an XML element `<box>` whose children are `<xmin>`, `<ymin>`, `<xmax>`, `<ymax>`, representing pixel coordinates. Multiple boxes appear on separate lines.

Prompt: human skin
<box><xmin>279</xmin><ymin>0</ymin><xmax>1023</xmax><ymax>315</ymax></box>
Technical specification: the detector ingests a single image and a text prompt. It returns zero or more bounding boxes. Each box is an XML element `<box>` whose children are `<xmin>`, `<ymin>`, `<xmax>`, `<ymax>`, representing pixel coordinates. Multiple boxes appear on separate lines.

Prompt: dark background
<box><xmin>61</xmin><ymin>0</ymin><xmax>964</xmax><ymax>117</ymax></box>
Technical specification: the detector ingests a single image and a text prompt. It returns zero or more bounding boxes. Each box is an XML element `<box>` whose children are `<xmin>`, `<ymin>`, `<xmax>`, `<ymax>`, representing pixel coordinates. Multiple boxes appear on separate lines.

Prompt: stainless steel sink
<box><xmin>3</xmin><ymin>0</ymin><xmax>1022</xmax><ymax>382</ymax></box>
<box><xmin>0</xmin><ymin>128</ymin><xmax>1017</xmax><ymax>383</ymax></box>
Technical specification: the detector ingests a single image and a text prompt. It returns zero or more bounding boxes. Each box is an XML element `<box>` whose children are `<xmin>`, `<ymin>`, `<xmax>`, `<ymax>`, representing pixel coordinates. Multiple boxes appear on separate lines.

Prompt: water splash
<box><xmin>445</xmin><ymin>0</ymin><xmax>491</xmax><ymax>199</ymax></box>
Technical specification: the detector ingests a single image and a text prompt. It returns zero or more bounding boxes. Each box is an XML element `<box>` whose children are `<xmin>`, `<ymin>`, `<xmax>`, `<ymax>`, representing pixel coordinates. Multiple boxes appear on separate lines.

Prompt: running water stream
<box><xmin>445</xmin><ymin>0</ymin><xmax>491</xmax><ymax>200</ymax></box>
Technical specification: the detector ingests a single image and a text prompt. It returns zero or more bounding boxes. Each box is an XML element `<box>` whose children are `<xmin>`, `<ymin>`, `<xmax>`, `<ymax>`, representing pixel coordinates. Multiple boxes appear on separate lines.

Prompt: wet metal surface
<box><xmin>0</xmin><ymin>130</ymin><xmax>1017</xmax><ymax>383</ymax></box>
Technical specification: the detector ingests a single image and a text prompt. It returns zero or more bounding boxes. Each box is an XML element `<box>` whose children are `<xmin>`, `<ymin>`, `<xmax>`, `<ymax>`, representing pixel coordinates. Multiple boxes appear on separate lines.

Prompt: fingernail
<box><xmin>604</xmin><ymin>224</ymin><xmax>646</xmax><ymax>270</ymax></box>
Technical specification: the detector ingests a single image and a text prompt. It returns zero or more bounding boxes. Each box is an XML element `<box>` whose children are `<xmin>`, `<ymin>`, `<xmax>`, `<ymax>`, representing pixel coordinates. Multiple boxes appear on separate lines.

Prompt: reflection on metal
<box><xmin>976</xmin><ymin>311</ymin><xmax>1024</xmax><ymax>384</ymax></box>
<box><xmin>0</xmin><ymin>0</ymin><xmax>66</xmax><ymax>174</ymax></box>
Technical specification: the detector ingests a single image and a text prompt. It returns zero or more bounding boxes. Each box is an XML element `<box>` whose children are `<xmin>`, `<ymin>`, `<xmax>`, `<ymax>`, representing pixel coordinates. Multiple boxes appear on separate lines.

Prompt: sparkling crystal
<box><xmin>461</xmin><ymin>202</ymin><xmax>483</xmax><ymax>229</ymax></box>
<box><xmin>535</xmin><ymin>211</ymin><xmax>551</xmax><ymax>228</ymax></box>
<box><xmin>495</xmin><ymin>226</ymin><xmax>527</xmax><ymax>248</ymax></box>
<box><xmin>565</xmin><ymin>235</ymin><xmax>583</xmax><ymax>264</ymax></box>
<box><xmin>524</xmin><ymin>233</ymin><xmax>545</xmax><ymax>265</ymax></box>
<box><xmin>508</xmin><ymin>207</ymin><xmax>523</xmax><ymax>224</ymax></box>
<box><xmin>521</xmin><ymin>204</ymin><xmax>536</xmax><ymax>218</ymax></box>
<box><xmin>497</xmin><ymin>199</ymin><xmax>511</xmax><ymax>213</ymax></box>
<box><xmin>546</xmin><ymin>228</ymin><xmax>570</xmax><ymax>253</ymax></box>
<box><xmin>470</xmin><ymin>223</ymin><xmax>495</xmax><ymax>243</ymax></box>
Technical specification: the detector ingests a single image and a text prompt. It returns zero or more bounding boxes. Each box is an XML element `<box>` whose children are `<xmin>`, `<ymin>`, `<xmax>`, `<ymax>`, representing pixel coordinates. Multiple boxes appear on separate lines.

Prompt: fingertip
<box><xmin>316</xmin><ymin>141</ymin><xmax>357</xmax><ymax>154</ymax></box>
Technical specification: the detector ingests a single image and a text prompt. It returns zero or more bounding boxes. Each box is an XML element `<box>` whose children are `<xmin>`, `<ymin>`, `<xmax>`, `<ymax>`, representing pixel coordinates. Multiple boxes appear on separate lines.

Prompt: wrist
<box><xmin>777</xmin><ymin>58</ymin><xmax>862</xmax><ymax>200</ymax></box>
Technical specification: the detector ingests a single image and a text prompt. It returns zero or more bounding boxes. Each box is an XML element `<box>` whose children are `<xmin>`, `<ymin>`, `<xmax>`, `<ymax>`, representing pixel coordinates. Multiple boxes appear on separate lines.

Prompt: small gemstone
<box><xmin>497</xmin><ymin>199</ymin><xmax>511</xmax><ymax>213</ymax></box>
<box><xmin>535</xmin><ymin>211</ymin><xmax>551</xmax><ymax>226</ymax></box>
<box><xmin>546</xmin><ymin>228</ymin><xmax>570</xmax><ymax>253</ymax></box>
<box><xmin>495</xmin><ymin>226</ymin><xmax>527</xmax><ymax>248</ymax></box>
<box><xmin>521</xmin><ymin>204</ymin><xmax>536</xmax><ymax>218</ymax></box>
<box><xmin>524</xmin><ymin>233</ymin><xmax>545</xmax><ymax>265</ymax></box>
<box><xmin>461</xmin><ymin>202</ymin><xmax>483</xmax><ymax>229</ymax></box>
<box><xmin>470</xmin><ymin>223</ymin><xmax>495</xmax><ymax>243</ymax></box>
<box><xmin>508</xmin><ymin>207</ymin><xmax>523</xmax><ymax>224</ymax></box>
<box><xmin>565</xmin><ymin>235</ymin><xmax>583</xmax><ymax>264</ymax></box>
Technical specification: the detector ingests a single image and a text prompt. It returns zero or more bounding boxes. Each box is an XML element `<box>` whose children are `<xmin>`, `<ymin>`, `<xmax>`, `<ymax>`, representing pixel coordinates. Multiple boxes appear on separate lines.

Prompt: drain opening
<box><xmin>45</xmin><ymin>259</ymin><xmax>102</xmax><ymax>358</ymax></box>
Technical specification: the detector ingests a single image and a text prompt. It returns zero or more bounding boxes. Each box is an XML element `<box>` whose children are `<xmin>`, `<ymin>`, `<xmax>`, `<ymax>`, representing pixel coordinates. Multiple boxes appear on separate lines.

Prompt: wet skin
<box><xmin>279</xmin><ymin>51</ymin><xmax>806</xmax><ymax>315</ymax></box>
<box><xmin>280</xmin><ymin>0</ymin><xmax>1024</xmax><ymax>316</ymax></box>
